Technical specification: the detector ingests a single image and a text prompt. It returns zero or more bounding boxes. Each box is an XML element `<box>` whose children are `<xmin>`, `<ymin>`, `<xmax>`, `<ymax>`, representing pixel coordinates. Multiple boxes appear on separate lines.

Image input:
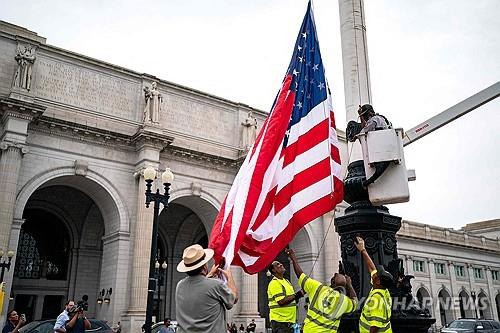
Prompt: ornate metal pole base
<box><xmin>335</xmin><ymin>161</ymin><xmax>434</xmax><ymax>332</ymax></box>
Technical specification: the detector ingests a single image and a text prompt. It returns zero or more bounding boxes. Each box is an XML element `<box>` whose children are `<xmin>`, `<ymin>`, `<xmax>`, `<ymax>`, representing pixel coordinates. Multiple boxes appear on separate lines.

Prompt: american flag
<box><xmin>209</xmin><ymin>2</ymin><xmax>343</xmax><ymax>274</ymax></box>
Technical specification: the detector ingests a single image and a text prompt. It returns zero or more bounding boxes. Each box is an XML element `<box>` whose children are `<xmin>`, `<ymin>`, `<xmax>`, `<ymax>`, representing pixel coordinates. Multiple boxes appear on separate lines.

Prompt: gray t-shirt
<box><xmin>362</xmin><ymin>114</ymin><xmax>390</xmax><ymax>132</ymax></box>
<box><xmin>175</xmin><ymin>275</ymin><xmax>235</xmax><ymax>333</ymax></box>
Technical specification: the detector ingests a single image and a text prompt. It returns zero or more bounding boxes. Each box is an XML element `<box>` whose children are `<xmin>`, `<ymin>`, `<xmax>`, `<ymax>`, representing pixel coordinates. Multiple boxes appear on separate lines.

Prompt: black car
<box><xmin>19</xmin><ymin>319</ymin><xmax>113</xmax><ymax>333</ymax></box>
<box><xmin>151</xmin><ymin>321</ymin><xmax>178</xmax><ymax>333</ymax></box>
<box><xmin>441</xmin><ymin>319</ymin><xmax>500</xmax><ymax>333</ymax></box>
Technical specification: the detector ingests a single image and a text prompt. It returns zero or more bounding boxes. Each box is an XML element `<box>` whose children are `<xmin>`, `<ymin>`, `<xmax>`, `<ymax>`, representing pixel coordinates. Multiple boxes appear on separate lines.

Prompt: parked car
<box><xmin>151</xmin><ymin>321</ymin><xmax>177</xmax><ymax>333</ymax></box>
<box><xmin>441</xmin><ymin>319</ymin><xmax>500</xmax><ymax>333</ymax></box>
<box><xmin>19</xmin><ymin>319</ymin><xmax>113</xmax><ymax>333</ymax></box>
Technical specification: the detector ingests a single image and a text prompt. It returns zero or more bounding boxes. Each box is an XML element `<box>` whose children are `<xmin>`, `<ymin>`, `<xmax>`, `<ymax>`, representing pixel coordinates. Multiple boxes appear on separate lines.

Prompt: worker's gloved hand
<box><xmin>294</xmin><ymin>290</ymin><xmax>305</xmax><ymax>302</ymax></box>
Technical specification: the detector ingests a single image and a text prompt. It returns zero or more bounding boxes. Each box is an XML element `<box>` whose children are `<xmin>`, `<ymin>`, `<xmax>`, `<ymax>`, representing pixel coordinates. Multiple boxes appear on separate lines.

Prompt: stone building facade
<box><xmin>0</xmin><ymin>21</ymin><xmax>498</xmax><ymax>333</ymax></box>
<box><xmin>397</xmin><ymin>220</ymin><xmax>500</xmax><ymax>330</ymax></box>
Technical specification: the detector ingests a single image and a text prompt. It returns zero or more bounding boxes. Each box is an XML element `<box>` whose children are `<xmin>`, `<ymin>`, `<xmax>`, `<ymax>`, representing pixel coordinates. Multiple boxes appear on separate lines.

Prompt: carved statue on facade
<box><xmin>13</xmin><ymin>44</ymin><xmax>36</xmax><ymax>91</ymax></box>
<box><xmin>142</xmin><ymin>81</ymin><xmax>162</xmax><ymax>124</ymax></box>
<box><xmin>241</xmin><ymin>110</ymin><xmax>257</xmax><ymax>148</ymax></box>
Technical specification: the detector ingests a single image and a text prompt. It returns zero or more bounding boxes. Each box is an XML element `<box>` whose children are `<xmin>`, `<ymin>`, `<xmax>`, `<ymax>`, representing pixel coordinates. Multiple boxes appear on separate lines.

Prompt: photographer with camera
<box><xmin>54</xmin><ymin>300</ymin><xmax>74</xmax><ymax>333</ymax></box>
<box><xmin>2</xmin><ymin>310</ymin><xmax>26</xmax><ymax>333</ymax></box>
<box><xmin>64</xmin><ymin>303</ymin><xmax>90</xmax><ymax>333</ymax></box>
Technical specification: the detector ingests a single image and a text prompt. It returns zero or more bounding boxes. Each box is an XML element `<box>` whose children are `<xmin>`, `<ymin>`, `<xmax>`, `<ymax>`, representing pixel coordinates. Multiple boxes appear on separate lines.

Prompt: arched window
<box><xmin>14</xmin><ymin>209</ymin><xmax>70</xmax><ymax>280</ymax></box>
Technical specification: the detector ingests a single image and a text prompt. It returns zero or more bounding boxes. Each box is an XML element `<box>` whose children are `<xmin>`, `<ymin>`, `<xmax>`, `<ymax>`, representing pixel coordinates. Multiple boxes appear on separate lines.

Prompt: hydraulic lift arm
<box><xmin>402</xmin><ymin>81</ymin><xmax>500</xmax><ymax>147</ymax></box>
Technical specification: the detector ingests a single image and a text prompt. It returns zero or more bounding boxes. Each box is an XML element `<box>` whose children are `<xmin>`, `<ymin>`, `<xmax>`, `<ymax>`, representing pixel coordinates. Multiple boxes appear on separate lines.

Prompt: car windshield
<box><xmin>19</xmin><ymin>322</ymin><xmax>43</xmax><ymax>333</ymax></box>
<box><xmin>19</xmin><ymin>320</ymin><xmax>109</xmax><ymax>333</ymax></box>
<box><xmin>87</xmin><ymin>320</ymin><xmax>110</xmax><ymax>332</ymax></box>
<box><xmin>448</xmin><ymin>321</ymin><xmax>475</xmax><ymax>329</ymax></box>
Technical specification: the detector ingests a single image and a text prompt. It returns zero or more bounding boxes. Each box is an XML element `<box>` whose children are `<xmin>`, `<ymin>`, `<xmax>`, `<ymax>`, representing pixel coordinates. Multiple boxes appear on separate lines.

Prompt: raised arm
<box><xmin>285</xmin><ymin>248</ymin><xmax>303</xmax><ymax>279</ymax></box>
<box><xmin>344</xmin><ymin>275</ymin><xmax>358</xmax><ymax>302</ymax></box>
<box><xmin>218</xmin><ymin>267</ymin><xmax>239</xmax><ymax>304</ymax></box>
<box><xmin>355</xmin><ymin>236</ymin><xmax>376</xmax><ymax>273</ymax></box>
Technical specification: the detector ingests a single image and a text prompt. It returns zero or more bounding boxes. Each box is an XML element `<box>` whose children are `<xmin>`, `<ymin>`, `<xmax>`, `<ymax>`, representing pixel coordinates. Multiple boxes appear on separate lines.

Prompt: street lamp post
<box><xmin>143</xmin><ymin>167</ymin><xmax>174</xmax><ymax>333</ymax></box>
<box><xmin>0</xmin><ymin>249</ymin><xmax>15</xmax><ymax>283</ymax></box>
<box><xmin>154</xmin><ymin>259</ymin><xmax>167</xmax><ymax>322</ymax></box>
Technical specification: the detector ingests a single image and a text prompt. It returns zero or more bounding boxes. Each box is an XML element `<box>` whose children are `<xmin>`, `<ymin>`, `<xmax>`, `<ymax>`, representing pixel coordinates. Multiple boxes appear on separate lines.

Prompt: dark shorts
<box><xmin>270</xmin><ymin>321</ymin><xmax>293</xmax><ymax>333</ymax></box>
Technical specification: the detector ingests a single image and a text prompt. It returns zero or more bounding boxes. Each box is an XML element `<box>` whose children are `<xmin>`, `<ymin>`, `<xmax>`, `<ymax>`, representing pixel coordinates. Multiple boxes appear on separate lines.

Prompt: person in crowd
<box><xmin>358</xmin><ymin>104</ymin><xmax>391</xmax><ymax>133</ymax></box>
<box><xmin>64</xmin><ymin>305</ymin><xmax>91</xmax><ymax>333</ymax></box>
<box><xmin>2</xmin><ymin>310</ymin><xmax>25</xmax><ymax>333</ymax></box>
<box><xmin>357</xmin><ymin>104</ymin><xmax>393</xmax><ymax>187</ymax></box>
<box><xmin>246</xmin><ymin>319</ymin><xmax>256</xmax><ymax>333</ymax></box>
<box><xmin>175</xmin><ymin>244</ymin><xmax>238</xmax><ymax>333</ymax></box>
<box><xmin>54</xmin><ymin>300</ymin><xmax>75</xmax><ymax>333</ymax></box>
<box><xmin>158</xmin><ymin>318</ymin><xmax>174</xmax><ymax>333</ymax></box>
<box><xmin>112</xmin><ymin>321</ymin><xmax>121</xmax><ymax>333</ymax></box>
<box><xmin>267</xmin><ymin>258</ymin><xmax>304</xmax><ymax>333</ymax></box>
<box><xmin>355</xmin><ymin>236</ymin><xmax>394</xmax><ymax>333</ymax></box>
<box><xmin>286</xmin><ymin>248</ymin><xmax>357</xmax><ymax>333</ymax></box>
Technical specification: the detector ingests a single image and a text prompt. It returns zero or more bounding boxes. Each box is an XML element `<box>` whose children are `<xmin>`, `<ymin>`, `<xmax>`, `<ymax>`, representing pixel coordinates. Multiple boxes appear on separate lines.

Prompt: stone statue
<box><xmin>142</xmin><ymin>81</ymin><xmax>162</xmax><ymax>124</ymax></box>
<box><xmin>13</xmin><ymin>44</ymin><xmax>36</xmax><ymax>91</ymax></box>
<box><xmin>241</xmin><ymin>110</ymin><xmax>257</xmax><ymax>148</ymax></box>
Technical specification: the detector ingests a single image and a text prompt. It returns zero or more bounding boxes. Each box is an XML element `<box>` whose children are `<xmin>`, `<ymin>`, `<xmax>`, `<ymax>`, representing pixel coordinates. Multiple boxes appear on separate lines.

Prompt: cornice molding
<box><xmin>0</xmin><ymin>97</ymin><xmax>46</xmax><ymax>121</ymax></box>
<box><xmin>163</xmin><ymin>145</ymin><xmax>241</xmax><ymax>171</ymax></box>
<box><xmin>130</xmin><ymin>126</ymin><xmax>174</xmax><ymax>151</ymax></box>
<box><xmin>29</xmin><ymin>115</ymin><xmax>134</xmax><ymax>149</ymax></box>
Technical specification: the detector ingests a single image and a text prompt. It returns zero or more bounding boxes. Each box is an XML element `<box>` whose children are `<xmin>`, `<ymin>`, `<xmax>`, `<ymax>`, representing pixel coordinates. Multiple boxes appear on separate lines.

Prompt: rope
<box><xmin>306</xmin><ymin>125</ymin><xmax>357</xmax><ymax>275</ymax></box>
<box><xmin>308</xmin><ymin>209</ymin><xmax>336</xmax><ymax>276</ymax></box>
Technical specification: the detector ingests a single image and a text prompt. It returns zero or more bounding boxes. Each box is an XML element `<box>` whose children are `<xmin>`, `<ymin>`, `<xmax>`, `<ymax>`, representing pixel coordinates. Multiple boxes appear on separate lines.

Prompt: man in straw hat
<box><xmin>175</xmin><ymin>244</ymin><xmax>238</xmax><ymax>333</ymax></box>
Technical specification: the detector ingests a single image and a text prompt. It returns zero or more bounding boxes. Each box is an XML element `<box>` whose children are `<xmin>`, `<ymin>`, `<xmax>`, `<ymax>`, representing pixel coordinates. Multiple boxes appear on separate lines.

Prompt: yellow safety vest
<box><xmin>267</xmin><ymin>277</ymin><xmax>297</xmax><ymax>323</ymax></box>
<box><xmin>299</xmin><ymin>273</ymin><xmax>356</xmax><ymax>333</ymax></box>
<box><xmin>359</xmin><ymin>288</ymin><xmax>392</xmax><ymax>333</ymax></box>
<box><xmin>0</xmin><ymin>282</ymin><xmax>5</xmax><ymax>314</ymax></box>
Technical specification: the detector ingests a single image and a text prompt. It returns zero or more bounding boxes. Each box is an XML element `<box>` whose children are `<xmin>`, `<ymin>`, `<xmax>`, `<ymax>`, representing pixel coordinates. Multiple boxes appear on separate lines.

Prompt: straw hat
<box><xmin>176</xmin><ymin>244</ymin><xmax>214</xmax><ymax>272</ymax></box>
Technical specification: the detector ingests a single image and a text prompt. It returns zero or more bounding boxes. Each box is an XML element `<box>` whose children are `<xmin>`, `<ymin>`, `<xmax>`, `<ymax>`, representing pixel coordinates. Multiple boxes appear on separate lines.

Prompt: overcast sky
<box><xmin>2</xmin><ymin>0</ymin><xmax>499</xmax><ymax>230</ymax></box>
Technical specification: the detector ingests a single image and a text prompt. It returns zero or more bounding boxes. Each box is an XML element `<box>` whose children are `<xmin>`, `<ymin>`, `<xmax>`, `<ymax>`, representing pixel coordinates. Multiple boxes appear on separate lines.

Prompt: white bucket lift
<box><xmin>358</xmin><ymin>128</ymin><xmax>412</xmax><ymax>205</ymax></box>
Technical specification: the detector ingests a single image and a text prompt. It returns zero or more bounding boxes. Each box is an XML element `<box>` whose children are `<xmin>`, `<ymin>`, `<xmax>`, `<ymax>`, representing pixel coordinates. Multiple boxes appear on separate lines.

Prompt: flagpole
<box><xmin>338</xmin><ymin>0</ymin><xmax>372</xmax><ymax>161</ymax></box>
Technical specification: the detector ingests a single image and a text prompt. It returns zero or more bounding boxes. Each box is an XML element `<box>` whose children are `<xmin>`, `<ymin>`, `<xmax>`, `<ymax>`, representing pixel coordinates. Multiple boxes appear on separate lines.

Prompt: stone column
<box><xmin>427</xmin><ymin>259</ymin><xmax>441</xmax><ymax>326</ymax></box>
<box><xmin>0</xmin><ymin>99</ymin><xmax>44</xmax><ymax>251</ymax></box>
<box><xmin>338</xmin><ymin>0</ymin><xmax>372</xmax><ymax>161</ymax></box>
<box><xmin>448</xmin><ymin>261</ymin><xmax>461</xmax><ymax>320</ymax></box>
<box><xmin>121</xmin><ymin>126</ymin><xmax>173</xmax><ymax>333</ymax></box>
<box><xmin>0</xmin><ymin>99</ymin><xmax>44</xmax><ymax>325</ymax></box>
<box><xmin>232</xmin><ymin>268</ymin><xmax>265</xmax><ymax>333</ymax></box>
<box><xmin>1</xmin><ymin>218</ymin><xmax>24</xmax><ymax>324</ymax></box>
<box><xmin>0</xmin><ymin>143</ymin><xmax>25</xmax><ymax>251</ymax></box>
<box><xmin>485</xmin><ymin>267</ymin><xmax>497</xmax><ymax>320</ymax></box>
<box><xmin>122</xmin><ymin>172</ymin><xmax>156</xmax><ymax>333</ymax></box>
<box><xmin>405</xmin><ymin>255</ymin><xmax>414</xmax><ymax>276</ymax></box>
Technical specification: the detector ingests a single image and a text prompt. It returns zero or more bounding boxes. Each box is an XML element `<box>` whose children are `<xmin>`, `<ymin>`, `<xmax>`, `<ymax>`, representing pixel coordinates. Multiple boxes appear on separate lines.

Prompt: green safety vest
<box><xmin>299</xmin><ymin>273</ymin><xmax>357</xmax><ymax>333</ymax></box>
<box><xmin>359</xmin><ymin>288</ymin><xmax>392</xmax><ymax>333</ymax></box>
<box><xmin>267</xmin><ymin>277</ymin><xmax>297</xmax><ymax>323</ymax></box>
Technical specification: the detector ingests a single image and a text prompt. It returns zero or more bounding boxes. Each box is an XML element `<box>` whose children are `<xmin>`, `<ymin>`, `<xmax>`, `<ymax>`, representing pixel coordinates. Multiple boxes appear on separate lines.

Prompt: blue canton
<box><xmin>283</xmin><ymin>2</ymin><xmax>329</xmax><ymax>147</ymax></box>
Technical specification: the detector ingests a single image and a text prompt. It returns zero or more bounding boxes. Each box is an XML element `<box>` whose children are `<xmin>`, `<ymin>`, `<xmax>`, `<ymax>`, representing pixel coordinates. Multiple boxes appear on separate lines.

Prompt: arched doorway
<box><xmin>157</xmin><ymin>196</ymin><xmax>217</xmax><ymax>320</ymax></box>
<box><xmin>438</xmin><ymin>289</ymin><xmax>454</xmax><ymax>327</ymax></box>
<box><xmin>416</xmin><ymin>287</ymin><xmax>432</xmax><ymax>315</ymax></box>
<box><xmin>13</xmin><ymin>184</ymin><xmax>104</xmax><ymax>320</ymax></box>
<box><xmin>496</xmin><ymin>293</ymin><xmax>500</xmax><ymax>321</ymax></box>
<box><xmin>458</xmin><ymin>290</ymin><xmax>474</xmax><ymax>319</ymax></box>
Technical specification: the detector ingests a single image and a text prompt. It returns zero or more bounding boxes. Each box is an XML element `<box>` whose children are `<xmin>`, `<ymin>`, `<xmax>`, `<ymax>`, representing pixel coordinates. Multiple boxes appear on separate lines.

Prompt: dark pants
<box><xmin>270</xmin><ymin>321</ymin><xmax>293</xmax><ymax>333</ymax></box>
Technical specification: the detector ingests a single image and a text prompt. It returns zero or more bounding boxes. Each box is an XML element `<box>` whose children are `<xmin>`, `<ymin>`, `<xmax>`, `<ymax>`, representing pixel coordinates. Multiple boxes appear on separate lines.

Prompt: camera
<box><xmin>76</xmin><ymin>295</ymin><xmax>89</xmax><ymax>312</ymax></box>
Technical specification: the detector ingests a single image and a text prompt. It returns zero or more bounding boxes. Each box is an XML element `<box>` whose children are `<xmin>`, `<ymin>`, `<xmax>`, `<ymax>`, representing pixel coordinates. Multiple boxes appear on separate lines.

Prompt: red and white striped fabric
<box><xmin>209</xmin><ymin>2</ymin><xmax>343</xmax><ymax>274</ymax></box>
